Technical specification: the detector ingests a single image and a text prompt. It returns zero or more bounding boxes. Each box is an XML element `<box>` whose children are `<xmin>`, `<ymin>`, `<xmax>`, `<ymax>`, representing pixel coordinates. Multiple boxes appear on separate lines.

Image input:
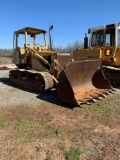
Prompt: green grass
<box><xmin>0</xmin><ymin>111</ymin><xmax>10</xmax><ymax>128</ymax></box>
<box><xmin>0</xmin><ymin>120</ymin><xmax>10</xmax><ymax>128</ymax></box>
<box><xmin>65</xmin><ymin>147</ymin><xmax>82</xmax><ymax>160</ymax></box>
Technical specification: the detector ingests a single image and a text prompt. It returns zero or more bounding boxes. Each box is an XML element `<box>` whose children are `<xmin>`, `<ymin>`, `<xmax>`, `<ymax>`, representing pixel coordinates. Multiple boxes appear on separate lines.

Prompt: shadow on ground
<box><xmin>0</xmin><ymin>77</ymin><xmax>75</xmax><ymax>109</ymax></box>
<box><xmin>36</xmin><ymin>90</ymin><xmax>75</xmax><ymax>109</ymax></box>
<box><xmin>0</xmin><ymin>77</ymin><xmax>11</xmax><ymax>84</ymax></box>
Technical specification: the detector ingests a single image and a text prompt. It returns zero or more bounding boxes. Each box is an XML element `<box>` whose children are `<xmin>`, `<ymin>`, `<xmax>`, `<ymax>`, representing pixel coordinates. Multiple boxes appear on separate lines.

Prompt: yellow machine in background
<box><xmin>9</xmin><ymin>26</ymin><xmax>112</xmax><ymax>105</ymax></box>
<box><xmin>74</xmin><ymin>22</ymin><xmax>120</xmax><ymax>86</ymax></box>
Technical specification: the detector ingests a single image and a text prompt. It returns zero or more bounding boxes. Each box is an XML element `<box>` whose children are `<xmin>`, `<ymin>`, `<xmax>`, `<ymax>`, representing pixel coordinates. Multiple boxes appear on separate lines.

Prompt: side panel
<box><xmin>73</xmin><ymin>46</ymin><xmax>120</xmax><ymax>67</ymax></box>
<box><xmin>112</xmin><ymin>47</ymin><xmax>120</xmax><ymax>66</ymax></box>
<box><xmin>73</xmin><ymin>48</ymin><xmax>101</xmax><ymax>60</ymax></box>
<box><xmin>12</xmin><ymin>48</ymin><xmax>27</xmax><ymax>65</ymax></box>
<box><xmin>100</xmin><ymin>46</ymin><xmax>120</xmax><ymax>67</ymax></box>
<box><xmin>100</xmin><ymin>46</ymin><xmax>116</xmax><ymax>65</ymax></box>
<box><xmin>12</xmin><ymin>50</ymin><xmax>20</xmax><ymax>64</ymax></box>
<box><xmin>32</xmin><ymin>56</ymin><xmax>48</xmax><ymax>71</ymax></box>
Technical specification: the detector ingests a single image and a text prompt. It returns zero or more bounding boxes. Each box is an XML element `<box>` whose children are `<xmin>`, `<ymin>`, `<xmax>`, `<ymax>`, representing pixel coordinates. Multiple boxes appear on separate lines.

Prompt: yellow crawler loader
<box><xmin>74</xmin><ymin>22</ymin><xmax>120</xmax><ymax>87</ymax></box>
<box><xmin>9</xmin><ymin>26</ymin><xmax>112</xmax><ymax>105</ymax></box>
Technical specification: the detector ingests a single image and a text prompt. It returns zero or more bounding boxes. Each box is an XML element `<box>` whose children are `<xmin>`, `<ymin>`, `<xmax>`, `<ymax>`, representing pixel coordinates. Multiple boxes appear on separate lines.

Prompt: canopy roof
<box><xmin>15</xmin><ymin>27</ymin><xmax>46</xmax><ymax>35</ymax></box>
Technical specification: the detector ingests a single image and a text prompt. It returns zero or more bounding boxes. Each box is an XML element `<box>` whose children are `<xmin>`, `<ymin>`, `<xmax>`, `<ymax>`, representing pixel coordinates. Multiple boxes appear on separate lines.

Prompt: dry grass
<box><xmin>0</xmin><ymin>93</ymin><xmax>120</xmax><ymax>160</ymax></box>
<box><xmin>0</xmin><ymin>57</ymin><xmax>12</xmax><ymax>65</ymax></box>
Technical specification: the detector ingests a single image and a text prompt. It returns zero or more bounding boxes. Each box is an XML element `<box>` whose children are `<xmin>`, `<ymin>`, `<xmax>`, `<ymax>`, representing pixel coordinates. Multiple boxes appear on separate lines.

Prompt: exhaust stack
<box><xmin>84</xmin><ymin>33</ymin><xmax>88</xmax><ymax>49</ymax></box>
<box><xmin>49</xmin><ymin>25</ymin><xmax>53</xmax><ymax>50</ymax></box>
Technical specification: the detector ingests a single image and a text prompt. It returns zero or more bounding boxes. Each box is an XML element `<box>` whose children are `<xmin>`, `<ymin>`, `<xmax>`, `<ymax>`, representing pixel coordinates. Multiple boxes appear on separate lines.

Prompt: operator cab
<box><xmin>13</xmin><ymin>27</ymin><xmax>48</xmax><ymax>50</ymax></box>
<box><xmin>12</xmin><ymin>27</ymin><xmax>52</xmax><ymax>66</ymax></box>
<box><xmin>88</xmin><ymin>22</ymin><xmax>120</xmax><ymax>48</ymax></box>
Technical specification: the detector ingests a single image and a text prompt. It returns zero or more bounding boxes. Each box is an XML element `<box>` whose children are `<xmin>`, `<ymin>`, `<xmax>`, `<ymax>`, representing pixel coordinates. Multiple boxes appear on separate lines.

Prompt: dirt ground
<box><xmin>0</xmin><ymin>57</ymin><xmax>120</xmax><ymax>160</ymax></box>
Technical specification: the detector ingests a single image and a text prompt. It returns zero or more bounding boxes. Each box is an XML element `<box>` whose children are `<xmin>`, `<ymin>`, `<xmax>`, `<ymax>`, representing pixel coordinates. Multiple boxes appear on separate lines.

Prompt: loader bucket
<box><xmin>57</xmin><ymin>59</ymin><xmax>112</xmax><ymax>105</ymax></box>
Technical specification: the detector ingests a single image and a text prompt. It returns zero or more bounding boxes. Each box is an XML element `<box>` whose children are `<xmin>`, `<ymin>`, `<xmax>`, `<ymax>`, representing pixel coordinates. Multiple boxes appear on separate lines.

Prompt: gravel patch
<box><xmin>0</xmin><ymin>64</ymin><xmax>63</xmax><ymax>108</ymax></box>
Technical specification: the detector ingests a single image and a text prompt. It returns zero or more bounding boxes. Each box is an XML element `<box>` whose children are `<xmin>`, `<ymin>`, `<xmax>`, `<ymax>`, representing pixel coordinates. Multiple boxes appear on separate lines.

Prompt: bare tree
<box><xmin>0</xmin><ymin>41</ymin><xmax>83</xmax><ymax>58</ymax></box>
<box><xmin>64</xmin><ymin>41</ymin><xmax>83</xmax><ymax>55</ymax></box>
<box><xmin>0</xmin><ymin>49</ymin><xmax>13</xmax><ymax>57</ymax></box>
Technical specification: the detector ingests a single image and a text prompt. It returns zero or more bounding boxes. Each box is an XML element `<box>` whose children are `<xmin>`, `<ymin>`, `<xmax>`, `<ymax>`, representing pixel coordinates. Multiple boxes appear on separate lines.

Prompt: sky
<box><xmin>0</xmin><ymin>0</ymin><xmax>120</xmax><ymax>49</ymax></box>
